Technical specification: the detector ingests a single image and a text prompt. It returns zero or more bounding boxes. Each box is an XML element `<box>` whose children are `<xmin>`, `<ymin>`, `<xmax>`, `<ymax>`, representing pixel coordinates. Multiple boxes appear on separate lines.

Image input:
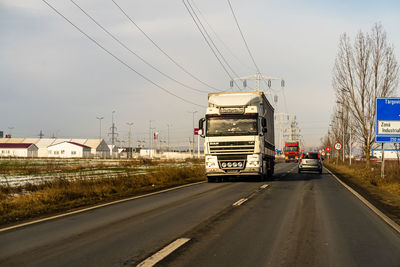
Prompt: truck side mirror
<box><xmin>261</xmin><ymin>118</ymin><xmax>267</xmax><ymax>128</ymax></box>
<box><xmin>199</xmin><ymin>118</ymin><xmax>205</xmax><ymax>138</ymax></box>
<box><xmin>261</xmin><ymin>118</ymin><xmax>267</xmax><ymax>133</ymax></box>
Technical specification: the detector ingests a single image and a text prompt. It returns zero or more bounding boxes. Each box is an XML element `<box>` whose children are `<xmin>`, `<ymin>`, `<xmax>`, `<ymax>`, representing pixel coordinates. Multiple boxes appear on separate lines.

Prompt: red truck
<box><xmin>284</xmin><ymin>141</ymin><xmax>299</xmax><ymax>162</ymax></box>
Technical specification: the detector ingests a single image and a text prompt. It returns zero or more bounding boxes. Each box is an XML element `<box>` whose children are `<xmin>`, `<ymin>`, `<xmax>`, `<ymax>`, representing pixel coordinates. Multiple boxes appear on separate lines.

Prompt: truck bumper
<box><xmin>205</xmin><ymin>167</ymin><xmax>262</xmax><ymax>177</ymax></box>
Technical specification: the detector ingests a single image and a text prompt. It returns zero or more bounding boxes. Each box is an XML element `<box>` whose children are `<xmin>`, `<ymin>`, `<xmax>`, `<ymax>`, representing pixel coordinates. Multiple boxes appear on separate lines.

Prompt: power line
<box><xmin>190</xmin><ymin>0</ymin><xmax>256</xmax><ymax>73</ymax></box>
<box><xmin>110</xmin><ymin>0</ymin><xmax>220</xmax><ymax>92</ymax></box>
<box><xmin>227</xmin><ymin>0</ymin><xmax>279</xmax><ymax>96</ymax></box>
<box><xmin>227</xmin><ymin>0</ymin><xmax>261</xmax><ymax>74</ymax></box>
<box><xmin>70</xmin><ymin>0</ymin><xmax>209</xmax><ymax>94</ymax></box>
<box><xmin>42</xmin><ymin>0</ymin><xmax>206</xmax><ymax>108</ymax></box>
<box><xmin>183</xmin><ymin>0</ymin><xmax>240</xmax><ymax>90</ymax></box>
<box><xmin>186</xmin><ymin>0</ymin><xmax>242</xmax><ymax>89</ymax></box>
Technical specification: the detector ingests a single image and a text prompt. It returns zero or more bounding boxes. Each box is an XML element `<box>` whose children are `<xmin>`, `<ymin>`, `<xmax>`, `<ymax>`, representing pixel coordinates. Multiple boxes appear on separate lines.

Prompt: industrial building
<box><xmin>372</xmin><ymin>149</ymin><xmax>400</xmax><ymax>160</ymax></box>
<box><xmin>48</xmin><ymin>141</ymin><xmax>91</xmax><ymax>158</ymax></box>
<box><xmin>0</xmin><ymin>138</ymin><xmax>110</xmax><ymax>158</ymax></box>
<box><xmin>0</xmin><ymin>143</ymin><xmax>38</xmax><ymax>157</ymax></box>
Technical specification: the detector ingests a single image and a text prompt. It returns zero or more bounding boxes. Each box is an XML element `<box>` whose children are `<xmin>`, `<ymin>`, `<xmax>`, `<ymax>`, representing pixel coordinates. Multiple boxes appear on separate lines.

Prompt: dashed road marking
<box><xmin>137</xmin><ymin>238</ymin><xmax>190</xmax><ymax>267</ymax></box>
<box><xmin>233</xmin><ymin>198</ymin><xmax>248</xmax><ymax>206</ymax></box>
<box><xmin>260</xmin><ymin>184</ymin><xmax>269</xmax><ymax>189</ymax></box>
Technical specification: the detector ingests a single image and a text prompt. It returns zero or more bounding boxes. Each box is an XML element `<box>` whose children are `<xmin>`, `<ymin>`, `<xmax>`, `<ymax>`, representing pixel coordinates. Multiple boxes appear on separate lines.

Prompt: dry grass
<box><xmin>325</xmin><ymin>159</ymin><xmax>400</xmax><ymax>224</ymax></box>
<box><xmin>0</xmin><ymin>158</ymin><xmax>203</xmax><ymax>175</ymax></box>
<box><xmin>0</xmin><ymin>164</ymin><xmax>205</xmax><ymax>226</ymax></box>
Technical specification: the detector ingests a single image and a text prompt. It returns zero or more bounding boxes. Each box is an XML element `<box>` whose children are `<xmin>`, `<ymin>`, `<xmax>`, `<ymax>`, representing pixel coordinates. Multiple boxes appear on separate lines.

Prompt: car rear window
<box><xmin>302</xmin><ymin>153</ymin><xmax>319</xmax><ymax>159</ymax></box>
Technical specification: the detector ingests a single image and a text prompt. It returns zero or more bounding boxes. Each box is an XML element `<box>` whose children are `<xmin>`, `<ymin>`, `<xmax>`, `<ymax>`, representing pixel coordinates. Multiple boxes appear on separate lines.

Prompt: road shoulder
<box><xmin>325</xmin><ymin>166</ymin><xmax>400</xmax><ymax>233</ymax></box>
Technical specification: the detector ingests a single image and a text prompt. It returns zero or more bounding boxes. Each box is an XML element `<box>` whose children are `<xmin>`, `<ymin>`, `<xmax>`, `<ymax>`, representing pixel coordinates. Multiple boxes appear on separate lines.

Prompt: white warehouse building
<box><xmin>0</xmin><ymin>138</ymin><xmax>110</xmax><ymax>158</ymax></box>
<box><xmin>0</xmin><ymin>143</ymin><xmax>38</xmax><ymax>157</ymax></box>
<box><xmin>48</xmin><ymin>141</ymin><xmax>91</xmax><ymax>158</ymax></box>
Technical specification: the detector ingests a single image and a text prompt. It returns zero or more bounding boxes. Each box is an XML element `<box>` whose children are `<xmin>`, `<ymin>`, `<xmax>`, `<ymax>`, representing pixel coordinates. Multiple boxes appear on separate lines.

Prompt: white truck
<box><xmin>199</xmin><ymin>91</ymin><xmax>275</xmax><ymax>182</ymax></box>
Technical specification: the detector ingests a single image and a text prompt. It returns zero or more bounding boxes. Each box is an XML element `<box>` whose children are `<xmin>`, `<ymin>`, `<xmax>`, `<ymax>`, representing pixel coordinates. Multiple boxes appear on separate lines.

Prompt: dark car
<box><xmin>298</xmin><ymin>152</ymin><xmax>323</xmax><ymax>174</ymax></box>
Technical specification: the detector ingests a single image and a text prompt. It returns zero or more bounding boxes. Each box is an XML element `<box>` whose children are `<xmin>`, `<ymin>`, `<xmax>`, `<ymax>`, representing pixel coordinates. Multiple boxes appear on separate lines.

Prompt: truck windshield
<box><xmin>285</xmin><ymin>146</ymin><xmax>298</xmax><ymax>152</ymax></box>
<box><xmin>206</xmin><ymin>116</ymin><xmax>258</xmax><ymax>136</ymax></box>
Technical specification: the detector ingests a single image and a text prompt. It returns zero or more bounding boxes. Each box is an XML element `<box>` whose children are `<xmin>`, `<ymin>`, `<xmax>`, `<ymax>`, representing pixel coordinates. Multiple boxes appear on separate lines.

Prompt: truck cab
<box><xmin>284</xmin><ymin>141</ymin><xmax>299</xmax><ymax>162</ymax></box>
<box><xmin>199</xmin><ymin>92</ymin><xmax>275</xmax><ymax>182</ymax></box>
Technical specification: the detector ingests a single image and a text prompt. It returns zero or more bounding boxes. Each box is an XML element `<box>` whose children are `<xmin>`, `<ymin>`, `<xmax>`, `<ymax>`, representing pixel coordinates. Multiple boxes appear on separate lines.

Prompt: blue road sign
<box><xmin>375</xmin><ymin>97</ymin><xmax>400</xmax><ymax>143</ymax></box>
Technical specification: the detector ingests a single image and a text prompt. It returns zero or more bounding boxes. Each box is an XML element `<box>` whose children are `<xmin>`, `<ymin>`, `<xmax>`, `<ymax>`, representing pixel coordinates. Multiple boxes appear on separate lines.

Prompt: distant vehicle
<box><xmin>199</xmin><ymin>91</ymin><xmax>275</xmax><ymax>182</ymax></box>
<box><xmin>298</xmin><ymin>152</ymin><xmax>323</xmax><ymax>174</ymax></box>
<box><xmin>284</xmin><ymin>141</ymin><xmax>299</xmax><ymax>162</ymax></box>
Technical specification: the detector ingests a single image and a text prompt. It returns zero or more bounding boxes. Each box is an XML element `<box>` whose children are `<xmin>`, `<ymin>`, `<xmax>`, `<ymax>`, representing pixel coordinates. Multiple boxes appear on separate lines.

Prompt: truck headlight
<box><xmin>205</xmin><ymin>156</ymin><xmax>218</xmax><ymax>168</ymax></box>
<box><xmin>247</xmin><ymin>154</ymin><xmax>260</xmax><ymax>167</ymax></box>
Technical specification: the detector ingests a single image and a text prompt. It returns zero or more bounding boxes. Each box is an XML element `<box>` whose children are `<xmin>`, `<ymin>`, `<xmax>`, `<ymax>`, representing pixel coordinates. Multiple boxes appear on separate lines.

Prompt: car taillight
<box><xmin>299</xmin><ymin>158</ymin><xmax>302</xmax><ymax>162</ymax></box>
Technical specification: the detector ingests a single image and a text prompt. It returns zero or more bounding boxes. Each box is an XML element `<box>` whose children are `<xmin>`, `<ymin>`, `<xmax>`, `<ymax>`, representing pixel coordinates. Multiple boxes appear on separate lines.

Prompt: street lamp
<box><xmin>187</xmin><ymin>111</ymin><xmax>198</xmax><ymax>156</ymax></box>
<box><xmin>8</xmin><ymin>126</ymin><xmax>14</xmax><ymax>137</ymax></box>
<box><xmin>96</xmin><ymin>116</ymin><xmax>104</xmax><ymax>139</ymax></box>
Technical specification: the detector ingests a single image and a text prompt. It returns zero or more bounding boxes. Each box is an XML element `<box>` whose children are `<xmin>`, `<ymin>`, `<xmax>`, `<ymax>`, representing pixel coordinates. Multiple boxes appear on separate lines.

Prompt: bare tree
<box><xmin>332</xmin><ymin>23</ymin><xmax>399</xmax><ymax>165</ymax></box>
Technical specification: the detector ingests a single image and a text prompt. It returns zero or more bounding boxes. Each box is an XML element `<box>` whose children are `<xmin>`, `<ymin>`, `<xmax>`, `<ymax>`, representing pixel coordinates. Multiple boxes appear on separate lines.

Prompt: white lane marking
<box><xmin>0</xmin><ymin>181</ymin><xmax>206</xmax><ymax>233</ymax></box>
<box><xmin>326</xmin><ymin>168</ymin><xmax>400</xmax><ymax>234</ymax></box>
<box><xmin>233</xmin><ymin>198</ymin><xmax>248</xmax><ymax>206</ymax></box>
<box><xmin>260</xmin><ymin>184</ymin><xmax>269</xmax><ymax>189</ymax></box>
<box><xmin>137</xmin><ymin>238</ymin><xmax>190</xmax><ymax>267</ymax></box>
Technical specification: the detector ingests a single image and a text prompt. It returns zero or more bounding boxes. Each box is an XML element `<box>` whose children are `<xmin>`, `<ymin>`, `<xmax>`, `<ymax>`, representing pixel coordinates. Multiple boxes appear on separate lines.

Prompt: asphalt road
<box><xmin>1</xmin><ymin>163</ymin><xmax>400</xmax><ymax>266</ymax></box>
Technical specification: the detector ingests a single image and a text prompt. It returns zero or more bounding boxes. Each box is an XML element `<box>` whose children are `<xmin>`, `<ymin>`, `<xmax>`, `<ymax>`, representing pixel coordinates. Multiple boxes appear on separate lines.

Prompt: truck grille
<box><xmin>209</xmin><ymin>141</ymin><xmax>254</xmax><ymax>154</ymax></box>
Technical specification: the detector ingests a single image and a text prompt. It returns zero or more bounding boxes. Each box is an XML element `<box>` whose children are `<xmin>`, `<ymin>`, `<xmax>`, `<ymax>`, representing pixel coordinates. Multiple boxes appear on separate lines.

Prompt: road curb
<box><xmin>0</xmin><ymin>181</ymin><xmax>206</xmax><ymax>233</ymax></box>
<box><xmin>325</xmin><ymin>167</ymin><xmax>400</xmax><ymax>235</ymax></box>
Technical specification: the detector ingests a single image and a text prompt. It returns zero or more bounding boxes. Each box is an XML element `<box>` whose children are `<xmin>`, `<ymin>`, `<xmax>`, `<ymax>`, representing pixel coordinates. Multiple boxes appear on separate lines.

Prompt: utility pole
<box><xmin>167</xmin><ymin>124</ymin><xmax>171</xmax><ymax>152</ymax></box>
<box><xmin>149</xmin><ymin>120</ymin><xmax>152</xmax><ymax>151</ymax></box>
<box><xmin>38</xmin><ymin>130</ymin><xmax>44</xmax><ymax>139</ymax></box>
<box><xmin>336</xmin><ymin>100</ymin><xmax>345</xmax><ymax>162</ymax></box>
<box><xmin>381</xmin><ymin>143</ymin><xmax>385</xmax><ymax>178</ymax></box>
<box><xmin>127</xmin><ymin>122</ymin><xmax>133</xmax><ymax>158</ymax></box>
<box><xmin>342</xmin><ymin>110</ymin><xmax>345</xmax><ymax>162</ymax></box>
<box><xmin>148</xmin><ymin>121</ymin><xmax>155</xmax><ymax>158</ymax></box>
<box><xmin>232</xmin><ymin>72</ymin><xmax>283</xmax><ymax>92</ymax></box>
<box><xmin>188</xmin><ymin>111</ymin><xmax>197</xmax><ymax>157</ymax></box>
<box><xmin>96</xmin><ymin>116</ymin><xmax>104</xmax><ymax>139</ymax></box>
<box><xmin>108</xmin><ymin>111</ymin><xmax>118</xmax><ymax>146</ymax></box>
<box><xmin>349</xmin><ymin>127</ymin><xmax>352</xmax><ymax>165</ymax></box>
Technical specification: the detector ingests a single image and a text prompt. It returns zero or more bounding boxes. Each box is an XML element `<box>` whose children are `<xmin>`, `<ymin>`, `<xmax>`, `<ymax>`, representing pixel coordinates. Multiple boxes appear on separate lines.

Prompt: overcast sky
<box><xmin>1</xmin><ymin>0</ymin><xmax>400</xmax><ymax>149</ymax></box>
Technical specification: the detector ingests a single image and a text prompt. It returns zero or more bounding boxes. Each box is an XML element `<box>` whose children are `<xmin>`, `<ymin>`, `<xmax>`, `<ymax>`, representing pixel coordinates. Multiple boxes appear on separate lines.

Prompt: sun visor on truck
<box><xmin>208</xmin><ymin>93</ymin><xmax>262</xmax><ymax>107</ymax></box>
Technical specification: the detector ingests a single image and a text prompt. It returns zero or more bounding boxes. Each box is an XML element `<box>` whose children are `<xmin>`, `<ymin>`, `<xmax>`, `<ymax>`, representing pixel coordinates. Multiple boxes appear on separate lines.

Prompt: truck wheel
<box><xmin>266</xmin><ymin>169</ymin><xmax>273</xmax><ymax>180</ymax></box>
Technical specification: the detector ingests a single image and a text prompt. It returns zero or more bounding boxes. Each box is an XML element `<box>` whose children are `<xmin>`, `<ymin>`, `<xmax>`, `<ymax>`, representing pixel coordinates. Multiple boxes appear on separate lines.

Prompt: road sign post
<box><xmin>376</xmin><ymin>98</ymin><xmax>400</xmax><ymax>143</ymax></box>
<box><xmin>194</xmin><ymin>128</ymin><xmax>201</xmax><ymax>158</ymax></box>
<box><xmin>334</xmin><ymin>142</ymin><xmax>342</xmax><ymax>151</ymax></box>
<box><xmin>334</xmin><ymin>142</ymin><xmax>342</xmax><ymax>164</ymax></box>
<box><xmin>325</xmin><ymin>147</ymin><xmax>331</xmax><ymax>159</ymax></box>
<box><xmin>376</xmin><ymin>98</ymin><xmax>400</xmax><ymax>178</ymax></box>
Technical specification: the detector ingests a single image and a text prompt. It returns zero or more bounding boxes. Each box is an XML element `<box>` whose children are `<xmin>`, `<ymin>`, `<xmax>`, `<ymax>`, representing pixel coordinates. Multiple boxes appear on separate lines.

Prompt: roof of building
<box><xmin>48</xmin><ymin>141</ymin><xmax>90</xmax><ymax>149</ymax></box>
<box><xmin>0</xmin><ymin>138</ymin><xmax>107</xmax><ymax>149</ymax></box>
<box><xmin>68</xmin><ymin>141</ymin><xmax>91</xmax><ymax>148</ymax></box>
<box><xmin>0</xmin><ymin>143</ymin><xmax>36</xmax><ymax>149</ymax></box>
<box><xmin>83</xmin><ymin>139</ymin><xmax>104</xmax><ymax>149</ymax></box>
